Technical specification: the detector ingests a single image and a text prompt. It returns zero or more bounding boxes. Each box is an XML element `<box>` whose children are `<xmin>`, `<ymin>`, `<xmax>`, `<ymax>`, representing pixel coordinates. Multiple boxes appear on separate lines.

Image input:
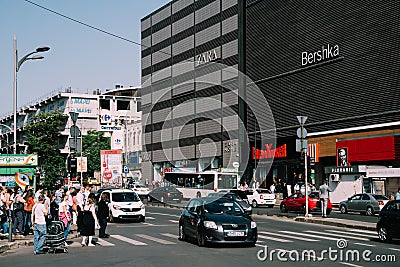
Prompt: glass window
<box><xmin>372</xmin><ymin>195</ymin><xmax>388</xmax><ymax>200</ymax></box>
<box><xmin>117</xmin><ymin>100</ymin><xmax>130</xmax><ymax>110</ymax></box>
<box><xmin>218</xmin><ymin>174</ymin><xmax>237</xmax><ymax>189</ymax></box>
<box><xmin>351</xmin><ymin>195</ymin><xmax>361</xmax><ymax>201</ymax></box>
<box><xmin>362</xmin><ymin>194</ymin><xmax>370</xmax><ymax>200</ymax></box>
<box><xmin>100</xmin><ymin>99</ymin><xmax>110</xmax><ymax>110</ymax></box>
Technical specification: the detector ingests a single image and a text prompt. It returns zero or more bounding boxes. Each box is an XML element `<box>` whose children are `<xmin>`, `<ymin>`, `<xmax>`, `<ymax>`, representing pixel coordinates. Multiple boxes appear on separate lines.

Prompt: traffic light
<box><xmin>68</xmin><ymin>157</ymin><xmax>77</xmax><ymax>173</ymax></box>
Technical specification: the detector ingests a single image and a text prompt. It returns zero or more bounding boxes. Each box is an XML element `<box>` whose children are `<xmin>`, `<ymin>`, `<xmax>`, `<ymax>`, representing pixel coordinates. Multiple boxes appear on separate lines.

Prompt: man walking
<box><xmin>32</xmin><ymin>194</ymin><xmax>48</xmax><ymax>255</ymax></box>
<box><xmin>319</xmin><ymin>180</ymin><xmax>331</xmax><ymax>218</ymax></box>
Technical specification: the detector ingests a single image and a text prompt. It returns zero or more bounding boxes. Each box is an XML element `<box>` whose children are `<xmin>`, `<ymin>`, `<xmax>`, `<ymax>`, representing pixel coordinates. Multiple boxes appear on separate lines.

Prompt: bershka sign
<box><xmin>301</xmin><ymin>44</ymin><xmax>339</xmax><ymax>66</ymax></box>
<box><xmin>252</xmin><ymin>144</ymin><xmax>287</xmax><ymax>160</ymax></box>
<box><xmin>196</xmin><ymin>49</ymin><xmax>218</xmax><ymax>66</ymax></box>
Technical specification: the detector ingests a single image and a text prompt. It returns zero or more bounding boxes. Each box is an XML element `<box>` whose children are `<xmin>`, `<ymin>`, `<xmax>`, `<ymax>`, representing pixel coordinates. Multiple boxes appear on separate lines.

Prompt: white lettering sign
<box><xmin>196</xmin><ymin>49</ymin><xmax>218</xmax><ymax>66</ymax></box>
<box><xmin>301</xmin><ymin>44</ymin><xmax>339</xmax><ymax>66</ymax></box>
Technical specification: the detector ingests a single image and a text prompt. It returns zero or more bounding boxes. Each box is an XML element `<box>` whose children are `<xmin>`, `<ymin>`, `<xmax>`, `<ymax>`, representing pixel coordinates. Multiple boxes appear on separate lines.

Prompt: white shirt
<box><xmin>59</xmin><ymin>201</ymin><xmax>69</xmax><ymax>215</ymax></box>
<box><xmin>76</xmin><ymin>192</ymin><xmax>85</xmax><ymax>209</ymax></box>
<box><xmin>33</xmin><ymin>203</ymin><xmax>47</xmax><ymax>225</ymax></box>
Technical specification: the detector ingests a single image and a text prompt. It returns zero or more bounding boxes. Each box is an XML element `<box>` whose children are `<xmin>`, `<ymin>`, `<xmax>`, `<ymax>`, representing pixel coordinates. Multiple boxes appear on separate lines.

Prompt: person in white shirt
<box><xmin>31</xmin><ymin>195</ymin><xmax>48</xmax><ymax>254</ymax></box>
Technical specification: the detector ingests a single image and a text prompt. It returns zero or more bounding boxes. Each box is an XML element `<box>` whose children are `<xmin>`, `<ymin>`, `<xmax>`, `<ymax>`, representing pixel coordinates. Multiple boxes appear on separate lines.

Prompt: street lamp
<box><xmin>13</xmin><ymin>35</ymin><xmax>50</xmax><ymax>154</ymax></box>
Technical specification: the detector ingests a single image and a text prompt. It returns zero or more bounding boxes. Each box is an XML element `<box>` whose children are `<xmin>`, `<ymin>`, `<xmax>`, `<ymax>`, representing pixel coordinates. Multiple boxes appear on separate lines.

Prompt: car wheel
<box><xmin>377</xmin><ymin>226</ymin><xmax>391</xmax><ymax>242</ymax></box>
<box><xmin>140</xmin><ymin>216</ymin><xmax>145</xmax><ymax>223</ymax></box>
<box><xmin>160</xmin><ymin>196</ymin><xmax>164</xmax><ymax>203</ymax></box>
<box><xmin>196</xmin><ymin>230</ymin><xmax>206</xmax><ymax>247</ymax></box>
<box><xmin>280</xmin><ymin>203</ymin><xmax>287</xmax><ymax>213</ymax></box>
<box><xmin>366</xmin><ymin>206</ymin><xmax>374</xmax><ymax>216</ymax></box>
<box><xmin>252</xmin><ymin>200</ymin><xmax>258</xmax><ymax>208</ymax></box>
<box><xmin>178</xmin><ymin>224</ymin><xmax>187</xmax><ymax>241</ymax></box>
<box><xmin>340</xmin><ymin>205</ymin><xmax>347</xmax><ymax>214</ymax></box>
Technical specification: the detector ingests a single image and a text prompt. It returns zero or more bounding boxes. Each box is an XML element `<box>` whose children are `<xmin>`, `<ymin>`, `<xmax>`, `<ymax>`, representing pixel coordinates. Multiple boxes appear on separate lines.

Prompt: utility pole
<box><xmin>296</xmin><ymin>116</ymin><xmax>309</xmax><ymax>217</ymax></box>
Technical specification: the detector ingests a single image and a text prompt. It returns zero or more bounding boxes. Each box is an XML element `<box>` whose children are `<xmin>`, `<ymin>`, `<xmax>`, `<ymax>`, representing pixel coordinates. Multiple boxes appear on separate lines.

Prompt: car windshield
<box><xmin>203</xmin><ymin>200</ymin><xmax>244</xmax><ymax>216</ymax></box>
<box><xmin>373</xmin><ymin>195</ymin><xmax>389</xmax><ymax>200</ymax></box>
<box><xmin>112</xmin><ymin>192</ymin><xmax>140</xmax><ymax>202</ymax></box>
<box><xmin>308</xmin><ymin>192</ymin><xmax>319</xmax><ymax>198</ymax></box>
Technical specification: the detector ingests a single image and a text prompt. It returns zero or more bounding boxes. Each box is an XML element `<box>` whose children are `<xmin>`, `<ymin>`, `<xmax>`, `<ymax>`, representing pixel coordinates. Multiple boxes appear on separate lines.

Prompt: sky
<box><xmin>0</xmin><ymin>0</ymin><xmax>170</xmax><ymax>117</ymax></box>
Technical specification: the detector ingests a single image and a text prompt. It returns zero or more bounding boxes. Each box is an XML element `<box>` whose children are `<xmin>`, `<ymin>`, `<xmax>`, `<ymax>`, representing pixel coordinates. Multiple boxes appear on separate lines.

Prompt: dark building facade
<box><xmin>142</xmin><ymin>0</ymin><xmax>400</xmax><ymax>199</ymax></box>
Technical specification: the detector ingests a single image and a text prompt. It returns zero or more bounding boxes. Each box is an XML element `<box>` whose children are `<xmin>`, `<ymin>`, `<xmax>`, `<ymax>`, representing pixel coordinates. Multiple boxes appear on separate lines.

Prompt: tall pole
<box><xmin>13</xmin><ymin>35</ymin><xmax>17</xmax><ymax>154</ymax></box>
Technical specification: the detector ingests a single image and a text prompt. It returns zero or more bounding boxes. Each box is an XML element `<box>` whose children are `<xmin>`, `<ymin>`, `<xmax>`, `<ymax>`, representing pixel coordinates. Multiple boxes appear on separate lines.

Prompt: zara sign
<box><xmin>196</xmin><ymin>49</ymin><xmax>218</xmax><ymax>66</ymax></box>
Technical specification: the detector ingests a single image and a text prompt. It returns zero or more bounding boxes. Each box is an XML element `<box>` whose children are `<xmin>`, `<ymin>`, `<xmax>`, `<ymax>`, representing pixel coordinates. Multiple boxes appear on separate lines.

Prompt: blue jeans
<box><xmin>99</xmin><ymin>218</ymin><xmax>107</xmax><ymax>237</ymax></box>
<box><xmin>64</xmin><ymin>221</ymin><xmax>70</xmax><ymax>240</ymax></box>
<box><xmin>34</xmin><ymin>224</ymin><xmax>47</xmax><ymax>252</ymax></box>
<box><xmin>24</xmin><ymin>212</ymin><xmax>32</xmax><ymax>234</ymax></box>
<box><xmin>13</xmin><ymin>210</ymin><xmax>24</xmax><ymax>234</ymax></box>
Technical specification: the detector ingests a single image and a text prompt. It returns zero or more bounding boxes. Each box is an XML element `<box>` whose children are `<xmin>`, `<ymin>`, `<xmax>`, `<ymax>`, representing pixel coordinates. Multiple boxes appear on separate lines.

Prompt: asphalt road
<box><xmin>1</xmin><ymin>206</ymin><xmax>398</xmax><ymax>267</ymax></box>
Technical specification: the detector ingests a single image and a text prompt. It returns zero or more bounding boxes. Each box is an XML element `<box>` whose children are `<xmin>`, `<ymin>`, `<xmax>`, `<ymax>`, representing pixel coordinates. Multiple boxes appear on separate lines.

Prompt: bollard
<box><xmin>7</xmin><ymin>211</ymin><xmax>13</xmax><ymax>242</ymax></box>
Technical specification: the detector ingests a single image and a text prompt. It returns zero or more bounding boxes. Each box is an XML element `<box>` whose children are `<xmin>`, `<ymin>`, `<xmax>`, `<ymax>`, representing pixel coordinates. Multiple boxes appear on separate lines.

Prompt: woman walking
<box><xmin>81</xmin><ymin>196</ymin><xmax>99</xmax><ymax>247</ymax></box>
<box><xmin>59</xmin><ymin>194</ymin><xmax>72</xmax><ymax>245</ymax></box>
<box><xmin>23</xmin><ymin>189</ymin><xmax>35</xmax><ymax>235</ymax></box>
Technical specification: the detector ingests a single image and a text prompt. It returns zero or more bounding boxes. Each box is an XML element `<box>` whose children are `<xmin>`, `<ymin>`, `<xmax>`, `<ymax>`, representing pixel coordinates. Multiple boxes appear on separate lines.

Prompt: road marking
<box><xmin>136</xmin><ymin>234</ymin><xmax>176</xmax><ymax>244</ymax></box>
<box><xmin>147</xmin><ymin>212</ymin><xmax>180</xmax><ymax>218</ymax></box>
<box><xmin>259</xmin><ymin>231</ymin><xmax>318</xmax><ymax>242</ymax></box>
<box><xmin>168</xmin><ymin>220</ymin><xmax>179</xmax><ymax>224</ymax></box>
<box><xmin>388</xmin><ymin>248</ymin><xmax>400</xmax><ymax>252</ymax></box>
<box><xmin>146</xmin><ymin>216</ymin><xmax>155</xmax><ymax>220</ymax></box>
<box><xmin>111</xmin><ymin>235</ymin><xmax>147</xmax><ymax>246</ymax></box>
<box><xmin>160</xmin><ymin>233</ymin><xmax>178</xmax><ymax>239</ymax></box>
<box><xmin>97</xmin><ymin>238</ymin><xmax>115</xmax><ymax>246</ymax></box>
<box><xmin>258</xmin><ymin>234</ymin><xmax>293</xmax><ymax>243</ymax></box>
<box><xmin>353</xmin><ymin>242</ymin><xmax>376</xmax><ymax>247</ymax></box>
<box><xmin>339</xmin><ymin>262</ymin><xmax>363</xmax><ymax>267</ymax></box>
<box><xmin>279</xmin><ymin>231</ymin><xmax>341</xmax><ymax>241</ymax></box>
<box><xmin>343</xmin><ymin>228</ymin><xmax>377</xmax><ymax>235</ymax></box>
<box><xmin>304</xmin><ymin>230</ymin><xmax>369</xmax><ymax>241</ymax></box>
<box><xmin>142</xmin><ymin>222</ymin><xmax>155</xmax><ymax>226</ymax></box>
<box><xmin>326</xmin><ymin>229</ymin><xmax>376</xmax><ymax>239</ymax></box>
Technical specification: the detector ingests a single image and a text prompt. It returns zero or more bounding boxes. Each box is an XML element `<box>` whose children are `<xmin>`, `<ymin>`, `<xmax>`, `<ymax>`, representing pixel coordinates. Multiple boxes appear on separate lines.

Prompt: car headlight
<box><xmin>113</xmin><ymin>205</ymin><xmax>121</xmax><ymax>210</ymax></box>
<box><xmin>251</xmin><ymin>221</ymin><xmax>257</xmax><ymax>229</ymax></box>
<box><xmin>140</xmin><ymin>204</ymin><xmax>145</xmax><ymax>209</ymax></box>
<box><xmin>204</xmin><ymin>221</ymin><xmax>218</xmax><ymax>230</ymax></box>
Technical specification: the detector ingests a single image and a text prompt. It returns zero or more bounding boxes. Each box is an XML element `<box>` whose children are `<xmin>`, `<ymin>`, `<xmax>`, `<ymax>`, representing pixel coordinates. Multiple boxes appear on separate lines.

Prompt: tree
<box><xmin>80</xmin><ymin>130</ymin><xmax>110</xmax><ymax>178</ymax></box>
<box><xmin>24</xmin><ymin>110</ymin><xmax>69</xmax><ymax>188</ymax></box>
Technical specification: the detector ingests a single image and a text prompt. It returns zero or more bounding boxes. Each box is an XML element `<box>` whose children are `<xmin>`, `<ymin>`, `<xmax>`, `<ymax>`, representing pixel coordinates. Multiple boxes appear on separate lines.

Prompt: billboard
<box><xmin>100</xmin><ymin>150</ymin><xmax>122</xmax><ymax>186</ymax></box>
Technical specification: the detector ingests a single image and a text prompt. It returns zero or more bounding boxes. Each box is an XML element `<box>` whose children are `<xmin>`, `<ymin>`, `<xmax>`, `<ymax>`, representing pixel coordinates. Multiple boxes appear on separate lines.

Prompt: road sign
<box><xmin>297</xmin><ymin>116</ymin><xmax>308</xmax><ymax>125</ymax></box>
<box><xmin>70</xmin><ymin>125</ymin><xmax>81</xmax><ymax>137</ymax></box>
<box><xmin>123</xmin><ymin>165</ymin><xmax>129</xmax><ymax>174</ymax></box>
<box><xmin>296</xmin><ymin>139</ymin><xmax>308</xmax><ymax>152</ymax></box>
<box><xmin>297</xmin><ymin>127</ymin><xmax>307</xmax><ymax>139</ymax></box>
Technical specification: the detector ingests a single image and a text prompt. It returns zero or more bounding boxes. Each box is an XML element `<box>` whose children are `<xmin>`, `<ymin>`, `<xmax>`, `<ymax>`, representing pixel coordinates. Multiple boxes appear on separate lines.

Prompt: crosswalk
<box><xmin>67</xmin><ymin>228</ymin><xmax>379</xmax><ymax>248</ymax></box>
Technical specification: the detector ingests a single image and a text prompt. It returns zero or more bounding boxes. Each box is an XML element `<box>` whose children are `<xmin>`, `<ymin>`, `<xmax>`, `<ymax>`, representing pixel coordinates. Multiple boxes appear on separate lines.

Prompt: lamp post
<box><xmin>13</xmin><ymin>35</ymin><xmax>50</xmax><ymax>154</ymax></box>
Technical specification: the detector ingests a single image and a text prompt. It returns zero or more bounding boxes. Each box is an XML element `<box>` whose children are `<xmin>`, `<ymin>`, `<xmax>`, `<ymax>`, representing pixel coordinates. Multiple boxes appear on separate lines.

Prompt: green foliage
<box><xmin>79</xmin><ymin>130</ymin><xmax>110</xmax><ymax>178</ymax></box>
<box><xmin>24</xmin><ymin>110</ymin><xmax>69</xmax><ymax>188</ymax></box>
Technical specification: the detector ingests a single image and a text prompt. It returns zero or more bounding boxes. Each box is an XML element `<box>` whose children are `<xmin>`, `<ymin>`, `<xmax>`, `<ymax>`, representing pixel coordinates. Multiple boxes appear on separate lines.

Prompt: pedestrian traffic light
<box><xmin>68</xmin><ymin>157</ymin><xmax>77</xmax><ymax>173</ymax></box>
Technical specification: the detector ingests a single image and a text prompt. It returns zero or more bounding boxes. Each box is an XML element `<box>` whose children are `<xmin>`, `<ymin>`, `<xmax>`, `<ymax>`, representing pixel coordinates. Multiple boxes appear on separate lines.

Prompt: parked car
<box><xmin>339</xmin><ymin>193</ymin><xmax>389</xmax><ymax>216</ymax></box>
<box><xmin>178</xmin><ymin>197</ymin><xmax>257</xmax><ymax>246</ymax></box>
<box><xmin>246</xmin><ymin>189</ymin><xmax>276</xmax><ymax>208</ymax></box>
<box><xmin>129</xmin><ymin>184</ymin><xmax>150</xmax><ymax>200</ymax></box>
<box><xmin>147</xmin><ymin>186</ymin><xmax>183</xmax><ymax>203</ymax></box>
<box><xmin>207</xmin><ymin>190</ymin><xmax>252</xmax><ymax>215</ymax></box>
<box><xmin>376</xmin><ymin>200</ymin><xmax>400</xmax><ymax>242</ymax></box>
<box><xmin>101</xmin><ymin>189</ymin><xmax>145</xmax><ymax>223</ymax></box>
<box><xmin>280</xmin><ymin>191</ymin><xmax>332</xmax><ymax>215</ymax></box>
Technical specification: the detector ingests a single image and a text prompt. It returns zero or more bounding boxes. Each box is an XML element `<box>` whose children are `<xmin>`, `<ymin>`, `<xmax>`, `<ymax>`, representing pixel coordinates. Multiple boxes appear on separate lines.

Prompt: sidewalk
<box><xmin>0</xmin><ymin>224</ymin><xmax>80</xmax><ymax>255</ymax></box>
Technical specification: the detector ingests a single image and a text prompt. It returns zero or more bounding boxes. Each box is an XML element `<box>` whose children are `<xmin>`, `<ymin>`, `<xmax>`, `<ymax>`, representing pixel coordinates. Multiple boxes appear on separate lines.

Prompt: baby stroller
<box><xmin>44</xmin><ymin>221</ymin><xmax>68</xmax><ymax>253</ymax></box>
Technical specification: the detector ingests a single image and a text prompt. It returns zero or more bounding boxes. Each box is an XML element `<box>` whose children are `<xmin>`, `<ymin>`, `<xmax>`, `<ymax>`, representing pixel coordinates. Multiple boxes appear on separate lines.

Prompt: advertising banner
<box><xmin>100</xmin><ymin>150</ymin><xmax>122</xmax><ymax>186</ymax></box>
<box><xmin>77</xmin><ymin>157</ymin><xmax>88</xmax><ymax>172</ymax></box>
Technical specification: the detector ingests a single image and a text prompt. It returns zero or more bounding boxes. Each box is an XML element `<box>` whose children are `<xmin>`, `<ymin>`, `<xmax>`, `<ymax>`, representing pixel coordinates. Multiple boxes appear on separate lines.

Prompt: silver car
<box><xmin>339</xmin><ymin>193</ymin><xmax>389</xmax><ymax>216</ymax></box>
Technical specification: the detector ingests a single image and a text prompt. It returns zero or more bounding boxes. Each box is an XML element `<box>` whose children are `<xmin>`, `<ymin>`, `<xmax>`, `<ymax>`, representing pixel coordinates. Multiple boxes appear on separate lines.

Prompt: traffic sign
<box><xmin>296</xmin><ymin>139</ymin><xmax>308</xmax><ymax>152</ymax></box>
<box><xmin>70</xmin><ymin>125</ymin><xmax>81</xmax><ymax>138</ymax></box>
<box><xmin>123</xmin><ymin>165</ymin><xmax>129</xmax><ymax>174</ymax></box>
<box><xmin>297</xmin><ymin>127</ymin><xmax>307</xmax><ymax>139</ymax></box>
<box><xmin>297</xmin><ymin>116</ymin><xmax>308</xmax><ymax>125</ymax></box>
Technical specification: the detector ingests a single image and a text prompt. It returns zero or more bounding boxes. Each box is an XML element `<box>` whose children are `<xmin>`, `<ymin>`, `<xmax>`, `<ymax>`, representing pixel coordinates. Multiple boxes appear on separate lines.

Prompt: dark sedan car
<box><xmin>377</xmin><ymin>200</ymin><xmax>400</xmax><ymax>242</ymax></box>
<box><xmin>147</xmin><ymin>186</ymin><xmax>183</xmax><ymax>203</ymax></box>
<box><xmin>339</xmin><ymin>193</ymin><xmax>389</xmax><ymax>216</ymax></box>
<box><xmin>178</xmin><ymin>197</ymin><xmax>257</xmax><ymax>247</ymax></box>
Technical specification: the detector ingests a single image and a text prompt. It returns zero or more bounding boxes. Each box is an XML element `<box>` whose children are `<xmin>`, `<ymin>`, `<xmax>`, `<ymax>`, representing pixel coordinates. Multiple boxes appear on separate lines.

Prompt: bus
<box><xmin>163</xmin><ymin>171</ymin><xmax>239</xmax><ymax>199</ymax></box>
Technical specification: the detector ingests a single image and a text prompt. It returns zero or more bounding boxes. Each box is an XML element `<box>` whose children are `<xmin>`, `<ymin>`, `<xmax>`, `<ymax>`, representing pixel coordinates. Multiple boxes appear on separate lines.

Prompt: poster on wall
<box><xmin>100</xmin><ymin>150</ymin><xmax>122</xmax><ymax>186</ymax></box>
<box><xmin>337</xmin><ymin>147</ymin><xmax>349</xmax><ymax>166</ymax></box>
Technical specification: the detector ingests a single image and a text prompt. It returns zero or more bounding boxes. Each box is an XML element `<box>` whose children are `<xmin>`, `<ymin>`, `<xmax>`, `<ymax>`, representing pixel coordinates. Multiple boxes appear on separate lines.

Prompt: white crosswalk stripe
<box><xmin>111</xmin><ymin>234</ymin><xmax>147</xmax><ymax>246</ymax></box>
<box><xmin>325</xmin><ymin>229</ymin><xmax>376</xmax><ymax>239</ymax></box>
<box><xmin>97</xmin><ymin>238</ymin><xmax>115</xmax><ymax>247</ymax></box>
<box><xmin>167</xmin><ymin>220</ymin><xmax>179</xmax><ymax>224</ymax></box>
<box><xmin>160</xmin><ymin>233</ymin><xmax>178</xmax><ymax>239</ymax></box>
<box><xmin>258</xmin><ymin>234</ymin><xmax>292</xmax><ymax>243</ymax></box>
<box><xmin>259</xmin><ymin>231</ymin><xmax>319</xmax><ymax>242</ymax></box>
<box><xmin>279</xmin><ymin>231</ymin><xmax>340</xmax><ymax>241</ymax></box>
<box><xmin>304</xmin><ymin>230</ymin><xmax>369</xmax><ymax>241</ymax></box>
<box><xmin>342</xmin><ymin>228</ymin><xmax>377</xmax><ymax>235</ymax></box>
<box><xmin>135</xmin><ymin>234</ymin><xmax>176</xmax><ymax>244</ymax></box>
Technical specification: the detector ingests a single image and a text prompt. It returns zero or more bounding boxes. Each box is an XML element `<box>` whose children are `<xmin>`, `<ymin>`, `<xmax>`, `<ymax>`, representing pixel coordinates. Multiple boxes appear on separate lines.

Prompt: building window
<box><xmin>100</xmin><ymin>99</ymin><xmax>110</xmax><ymax>110</ymax></box>
<box><xmin>117</xmin><ymin>100</ymin><xmax>130</xmax><ymax>110</ymax></box>
<box><xmin>133</xmin><ymin>132</ymin><xmax>136</xmax><ymax>146</ymax></box>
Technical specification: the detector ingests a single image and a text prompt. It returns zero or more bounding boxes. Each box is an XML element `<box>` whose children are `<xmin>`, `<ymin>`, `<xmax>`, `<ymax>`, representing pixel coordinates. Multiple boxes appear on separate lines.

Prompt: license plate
<box><xmin>173</xmin><ymin>198</ymin><xmax>179</xmax><ymax>200</ymax></box>
<box><xmin>226</xmin><ymin>231</ymin><xmax>245</xmax><ymax>237</ymax></box>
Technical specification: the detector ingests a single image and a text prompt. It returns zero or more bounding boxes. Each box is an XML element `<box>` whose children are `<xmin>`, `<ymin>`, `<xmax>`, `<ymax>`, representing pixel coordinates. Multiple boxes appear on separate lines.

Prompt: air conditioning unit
<box><xmin>329</xmin><ymin>174</ymin><xmax>340</xmax><ymax>182</ymax></box>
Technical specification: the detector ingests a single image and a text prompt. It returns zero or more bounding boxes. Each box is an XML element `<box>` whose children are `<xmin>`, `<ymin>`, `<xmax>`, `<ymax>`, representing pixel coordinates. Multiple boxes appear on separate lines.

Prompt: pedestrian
<box><xmin>0</xmin><ymin>187</ymin><xmax>8</xmax><ymax>234</ymax></box>
<box><xmin>49</xmin><ymin>193</ymin><xmax>59</xmax><ymax>221</ymax></box>
<box><xmin>13</xmin><ymin>188</ymin><xmax>25</xmax><ymax>237</ymax></box>
<box><xmin>319</xmin><ymin>180</ymin><xmax>332</xmax><ymax>218</ymax></box>
<box><xmin>59</xmin><ymin>194</ymin><xmax>72</xmax><ymax>245</ymax></box>
<box><xmin>76</xmin><ymin>187</ymin><xmax>85</xmax><ymax>233</ymax></box>
<box><xmin>389</xmin><ymin>194</ymin><xmax>395</xmax><ymax>201</ymax></box>
<box><xmin>81</xmin><ymin>195</ymin><xmax>99</xmax><ymax>247</ymax></box>
<box><xmin>23</xmin><ymin>189</ymin><xmax>35</xmax><ymax>235</ymax></box>
<box><xmin>31</xmin><ymin>194</ymin><xmax>48</xmax><ymax>255</ymax></box>
<box><xmin>269</xmin><ymin>183</ymin><xmax>275</xmax><ymax>194</ymax></box>
<box><xmin>42</xmin><ymin>189</ymin><xmax>51</xmax><ymax>227</ymax></box>
<box><xmin>395</xmin><ymin>187</ymin><xmax>400</xmax><ymax>200</ymax></box>
<box><xmin>97</xmin><ymin>192</ymin><xmax>110</xmax><ymax>238</ymax></box>
<box><xmin>55</xmin><ymin>185</ymin><xmax>63</xmax><ymax>205</ymax></box>
<box><xmin>71</xmin><ymin>189</ymin><xmax>78</xmax><ymax>225</ymax></box>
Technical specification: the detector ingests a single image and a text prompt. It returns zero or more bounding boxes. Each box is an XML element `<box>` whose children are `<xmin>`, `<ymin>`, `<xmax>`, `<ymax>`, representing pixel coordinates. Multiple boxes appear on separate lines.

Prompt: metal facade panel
<box><xmin>222</xmin><ymin>0</ymin><xmax>237</xmax><ymax>10</ymax></box>
<box><xmin>173</xmin><ymin>123</ymin><xmax>194</xmax><ymax>139</ymax></box>
<box><xmin>222</xmin><ymin>14</ymin><xmax>238</xmax><ymax>35</ymax></box>
<box><xmin>197</xmin><ymin>141</ymin><xmax>220</xmax><ymax>157</ymax></box>
<box><xmin>152</xmin><ymin>26</ymin><xmax>171</xmax><ymax>46</ymax></box>
<box><xmin>222</xmin><ymin>64</ymin><xmax>238</xmax><ymax>81</ymax></box>
<box><xmin>173</xmin><ymin>0</ymin><xmax>194</xmax><ymax>13</ymax></box>
<box><xmin>172</xmin><ymin>80</ymin><xmax>195</xmax><ymax>96</ymax></box>
<box><xmin>141</xmin><ymin>18</ymin><xmax>151</xmax><ymax>32</ymax></box>
<box><xmin>172</xmin><ymin>99</ymin><xmax>195</xmax><ymax>118</ymax></box>
<box><xmin>173</xmin><ymin>145</ymin><xmax>195</xmax><ymax>160</ymax></box>
<box><xmin>152</xmin><ymin>5</ymin><xmax>171</xmax><ymax>24</ymax></box>
<box><xmin>196</xmin><ymin>119</ymin><xmax>221</xmax><ymax>136</ymax></box>
<box><xmin>196</xmin><ymin>94</ymin><xmax>221</xmax><ymax>113</ymax></box>
<box><xmin>153</xmin><ymin>149</ymin><xmax>172</xmax><ymax>162</ymax></box>
<box><xmin>153</xmin><ymin>108</ymin><xmax>172</xmax><ymax>123</ymax></box>
<box><xmin>142</xmin><ymin>36</ymin><xmax>151</xmax><ymax>51</ymax></box>
<box><xmin>222</xmin><ymin>90</ymin><xmax>238</xmax><ymax>106</ymax></box>
<box><xmin>153</xmin><ymin>86</ymin><xmax>172</xmax><ymax>103</ymax></box>
<box><xmin>172</xmin><ymin>13</ymin><xmax>194</xmax><ymax>35</ymax></box>
<box><xmin>195</xmin><ymin>0</ymin><xmax>220</xmax><ymax>24</ymax></box>
<box><xmin>142</xmin><ymin>55</ymin><xmax>151</xmax><ymax>69</ymax></box>
<box><xmin>222</xmin><ymin>39</ymin><xmax>238</xmax><ymax>59</ymax></box>
<box><xmin>195</xmin><ymin>23</ymin><xmax>220</xmax><ymax>46</ymax></box>
<box><xmin>222</xmin><ymin>115</ymin><xmax>238</xmax><ymax>132</ymax></box>
<box><xmin>152</xmin><ymin>46</ymin><xmax>171</xmax><ymax>65</ymax></box>
<box><xmin>172</xmin><ymin>35</ymin><xmax>194</xmax><ymax>55</ymax></box>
